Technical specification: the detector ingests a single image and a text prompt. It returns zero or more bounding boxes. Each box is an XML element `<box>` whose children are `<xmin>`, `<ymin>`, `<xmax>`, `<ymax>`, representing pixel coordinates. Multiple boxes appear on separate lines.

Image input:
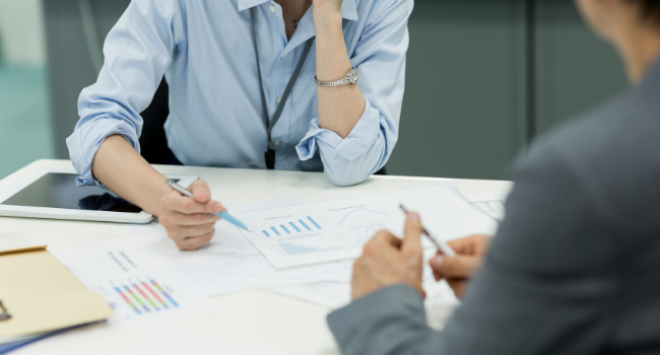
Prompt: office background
<box><xmin>0</xmin><ymin>0</ymin><xmax>627</xmax><ymax>181</ymax></box>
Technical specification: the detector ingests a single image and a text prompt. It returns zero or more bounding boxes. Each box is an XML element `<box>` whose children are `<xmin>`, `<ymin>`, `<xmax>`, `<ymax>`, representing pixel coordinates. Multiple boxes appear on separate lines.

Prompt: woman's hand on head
<box><xmin>158</xmin><ymin>180</ymin><xmax>224</xmax><ymax>251</ymax></box>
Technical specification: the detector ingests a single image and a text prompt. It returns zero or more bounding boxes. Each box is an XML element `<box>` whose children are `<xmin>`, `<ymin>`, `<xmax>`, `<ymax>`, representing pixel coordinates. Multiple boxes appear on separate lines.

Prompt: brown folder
<box><xmin>0</xmin><ymin>246</ymin><xmax>113</xmax><ymax>340</ymax></box>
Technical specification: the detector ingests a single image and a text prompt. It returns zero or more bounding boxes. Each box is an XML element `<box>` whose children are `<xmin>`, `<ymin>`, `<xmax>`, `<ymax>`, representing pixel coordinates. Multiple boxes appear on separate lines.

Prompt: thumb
<box><xmin>190</xmin><ymin>180</ymin><xmax>211</xmax><ymax>204</ymax></box>
<box><xmin>435</xmin><ymin>255</ymin><xmax>482</xmax><ymax>279</ymax></box>
<box><xmin>401</xmin><ymin>212</ymin><xmax>423</xmax><ymax>259</ymax></box>
<box><xmin>190</xmin><ymin>180</ymin><xmax>222</xmax><ymax>213</ymax></box>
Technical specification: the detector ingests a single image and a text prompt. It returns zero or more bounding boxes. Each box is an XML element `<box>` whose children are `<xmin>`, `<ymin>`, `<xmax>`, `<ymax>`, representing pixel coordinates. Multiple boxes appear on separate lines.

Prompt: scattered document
<box><xmin>126</xmin><ymin>222</ymin><xmax>354</xmax><ymax>296</ymax></box>
<box><xmin>51</xmin><ymin>239</ymin><xmax>217</xmax><ymax>328</ymax></box>
<box><xmin>467</xmin><ymin>192</ymin><xmax>508</xmax><ymax>222</ymax></box>
<box><xmin>116</xmin><ymin>192</ymin><xmax>496</xmax><ymax>300</ymax></box>
<box><xmin>244</xmin><ymin>278</ymin><xmax>352</xmax><ymax>309</ymax></box>
<box><xmin>236</xmin><ymin>186</ymin><xmax>498</xmax><ymax>269</ymax></box>
<box><xmin>245</xmin><ymin>250</ymin><xmax>459</xmax><ymax>311</ymax></box>
<box><xmin>126</xmin><ymin>198</ymin><xmax>353</xmax><ymax>296</ymax></box>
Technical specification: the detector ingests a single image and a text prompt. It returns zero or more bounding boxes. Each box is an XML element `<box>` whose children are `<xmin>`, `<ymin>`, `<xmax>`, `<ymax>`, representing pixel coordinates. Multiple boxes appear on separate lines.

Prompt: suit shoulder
<box><xmin>519</xmin><ymin>86</ymin><xmax>660</xmax><ymax>222</ymax></box>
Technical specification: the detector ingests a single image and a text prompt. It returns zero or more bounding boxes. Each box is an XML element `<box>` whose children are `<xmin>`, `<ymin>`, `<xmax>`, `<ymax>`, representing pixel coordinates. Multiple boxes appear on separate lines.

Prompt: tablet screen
<box><xmin>1</xmin><ymin>173</ymin><xmax>176</xmax><ymax>213</ymax></box>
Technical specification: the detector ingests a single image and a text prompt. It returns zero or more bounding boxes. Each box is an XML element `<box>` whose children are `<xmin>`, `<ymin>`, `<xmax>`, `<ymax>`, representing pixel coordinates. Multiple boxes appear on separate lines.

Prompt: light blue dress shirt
<box><xmin>67</xmin><ymin>0</ymin><xmax>412</xmax><ymax>187</ymax></box>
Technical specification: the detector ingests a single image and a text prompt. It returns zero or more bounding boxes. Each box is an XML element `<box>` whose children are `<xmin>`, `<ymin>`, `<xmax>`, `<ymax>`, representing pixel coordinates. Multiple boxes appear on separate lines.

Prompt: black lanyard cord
<box><xmin>250</xmin><ymin>7</ymin><xmax>315</xmax><ymax>169</ymax></box>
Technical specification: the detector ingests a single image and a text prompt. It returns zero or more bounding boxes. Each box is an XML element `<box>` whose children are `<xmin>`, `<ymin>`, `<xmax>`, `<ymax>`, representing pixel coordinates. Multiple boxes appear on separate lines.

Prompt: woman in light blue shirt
<box><xmin>67</xmin><ymin>0</ymin><xmax>412</xmax><ymax>250</ymax></box>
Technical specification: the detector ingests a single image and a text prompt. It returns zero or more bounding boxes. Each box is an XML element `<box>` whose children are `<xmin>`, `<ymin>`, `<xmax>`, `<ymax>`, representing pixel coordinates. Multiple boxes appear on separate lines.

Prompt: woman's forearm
<box><xmin>92</xmin><ymin>135</ymin><xmax>171</xmax><ymax>216</ymax></box>
<box><xmin>313</xmin><ymin>3</ymin><xmax>366</xmax><ymax>139</ymax></box>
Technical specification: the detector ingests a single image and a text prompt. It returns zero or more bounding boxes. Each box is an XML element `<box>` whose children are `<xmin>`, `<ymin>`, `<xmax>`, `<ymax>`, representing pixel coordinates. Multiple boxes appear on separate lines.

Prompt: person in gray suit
<box><xmin>327</xmin><ymin>0</ymin><xmax>660</xmax><ymax>354</ymax></box>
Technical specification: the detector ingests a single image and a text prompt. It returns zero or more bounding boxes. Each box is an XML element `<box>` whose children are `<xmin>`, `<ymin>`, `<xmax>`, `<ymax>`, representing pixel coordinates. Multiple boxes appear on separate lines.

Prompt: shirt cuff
<box><xmin>67</xmin><ymin>118</ymin><xmax>140</xmax><ymax>187</ymax></box>
<box><xmin>296</xmin><ymin>99</ymin><xmax>381</xmax><ymax>162</ymax></box>
<box><xmin>327</xmin><ymin>284</ymin><xmax>427</xmax><ymax>352</ymax></box>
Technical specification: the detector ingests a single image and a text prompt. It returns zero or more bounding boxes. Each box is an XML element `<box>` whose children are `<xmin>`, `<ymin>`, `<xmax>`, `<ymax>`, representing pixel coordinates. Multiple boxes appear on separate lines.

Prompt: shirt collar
<box><xmin>339</xmin><ymin>0</ymin><xmax>359</xmax><ymax>21</ymax></box>
<box><xmin>237</xmin><ymin>0</ymin><xmax>359</xmax><ymax>22</ymax></box>
<box><xmin>237</xmin><ymin>0</ymin><xmax>269</xmax><ymax>12</ymax></box>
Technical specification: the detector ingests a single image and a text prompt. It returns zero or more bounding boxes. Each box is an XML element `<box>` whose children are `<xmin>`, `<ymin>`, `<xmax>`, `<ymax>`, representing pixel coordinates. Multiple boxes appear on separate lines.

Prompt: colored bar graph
<box><xmin>115</xmin><ymin>286</ymin><xmax>141</xmax><ymax>314</ymax></box>
<box><xmin>262</xmin><ymin>230</ymin><xmax>270</xmax><ymax>237</ymax></box>
<box><xmin>307</xmin><ymin>216</ymin><xmax>322</xmax><ymax>229</ymax></box>
<box><xmin>299</xmin><ymin>219</ymin><xmax>311</xmax><ymax>231</ymax></box>
<box><xmin>289</xmin><ymin>222</ymin><xmax>301</xmax><ymax>232</ymax></box>
<box><xmin>151</xmin><ymin>280</ymin><xmax>179</xmax><ymax>308</ymax></box>
<box><xmin>133</xmin><ymin>283</ymin><xmax>159</xmax><ymax>311</ymax></box>
<box><xmin>280</xmin><ymin>224</ymin><xmax>291</xmax><ymax>234</ymax></box>
<box><xmin>270</xmin><ymin>227</ymin><xmax>281</xmax><ymax>236</ymax></box>
<box><xmin>124</xmin><ymin>285</ymin><xmax>151</xmax><ymax>313</ymax></box>
<box><xmin>142</xmin><ymin>281</ymin><xmax>169</xmax><ymax>309</ymax></box>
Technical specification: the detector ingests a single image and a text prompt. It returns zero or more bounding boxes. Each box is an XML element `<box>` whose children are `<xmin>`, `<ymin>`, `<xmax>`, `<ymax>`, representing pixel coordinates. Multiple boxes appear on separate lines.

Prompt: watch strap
<box><xmin>315</xmin><ymin>68</ymin><xmax>358</xmax><ymax>87</ymax></box>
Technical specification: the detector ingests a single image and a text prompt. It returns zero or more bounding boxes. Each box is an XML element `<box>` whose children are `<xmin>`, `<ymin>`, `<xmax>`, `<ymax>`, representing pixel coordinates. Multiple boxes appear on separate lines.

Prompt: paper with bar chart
<box><xmin>52</xmin><ymin>239</ymin><xmax>216</xmax><ymax>327</ymax></box>
<box><xmin>236</xmin><ymin>185</ymin><xmax>498</xmax><ymax>269</ymax></box>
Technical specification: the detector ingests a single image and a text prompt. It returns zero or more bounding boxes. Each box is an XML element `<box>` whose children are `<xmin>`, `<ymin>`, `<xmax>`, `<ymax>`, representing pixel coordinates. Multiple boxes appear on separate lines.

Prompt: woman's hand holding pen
<box><xmin>429</xmin><ymin>235</ymin><xmax>492</xmax><ymax>298</ymax></box>
<box><xmin>158</xmin><ymin>180</ymin><xmax>224</xmax><ymax>251</ymax></box>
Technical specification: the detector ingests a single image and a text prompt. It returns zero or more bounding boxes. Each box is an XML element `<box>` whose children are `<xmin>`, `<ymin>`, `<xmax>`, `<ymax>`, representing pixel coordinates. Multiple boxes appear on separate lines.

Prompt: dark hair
<box><xmin>627</xmin><ymin>0</ymin><xmax>660</xmax><ymax>24</ymax></box>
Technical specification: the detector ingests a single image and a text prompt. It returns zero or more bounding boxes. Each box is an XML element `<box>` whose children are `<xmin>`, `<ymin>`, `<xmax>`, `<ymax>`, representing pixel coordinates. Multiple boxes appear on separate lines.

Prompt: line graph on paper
<box><xmin>237</xmin><ymin>186</ymin><xmax>499</xmax><ymax>269</ymax></box>
<box><xmin>318</xmin><ymin>205</ymin><xmax>391</xmax><ymax>228</ymax></box>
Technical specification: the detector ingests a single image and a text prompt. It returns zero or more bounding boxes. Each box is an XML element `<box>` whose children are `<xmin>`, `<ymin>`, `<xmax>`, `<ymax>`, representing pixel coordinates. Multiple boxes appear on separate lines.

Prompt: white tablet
<box><xmin>0</xmin><ymin>168</ymin><xmax>198</xmax><ymax>224</ymax></box>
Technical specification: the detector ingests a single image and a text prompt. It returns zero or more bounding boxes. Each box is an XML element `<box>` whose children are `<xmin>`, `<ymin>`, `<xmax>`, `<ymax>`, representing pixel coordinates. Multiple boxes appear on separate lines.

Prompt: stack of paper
<box><xmin>0</xmin><ymin>246</ymin><xmax>113</xmax><ymax>347</ymax></box>
<box><xmin>51</xmin><ymin>239</ymin><xmax>217</xmax><ymax>329</ymax></box>
<box><xmin>46</xmin><ymin>185</ymin><xmax>501</xmax><ymax>338</ymax></box>
<box><xmin>236</xmin><ymin>186</ymin><xmax>497</xmax><ymax>269</ymax></box>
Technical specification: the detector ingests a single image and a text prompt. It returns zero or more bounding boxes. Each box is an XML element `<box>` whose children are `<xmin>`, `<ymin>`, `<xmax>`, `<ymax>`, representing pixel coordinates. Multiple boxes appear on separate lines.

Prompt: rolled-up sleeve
<box><xmin>66</xmin><ymin>0</ymin><xmax>184</xmax><ymax>186</ymax></box>
<box><xmin>296</xmin><ymin>0</ymin><xmax>413</xmax><ymax>186</ymax></box>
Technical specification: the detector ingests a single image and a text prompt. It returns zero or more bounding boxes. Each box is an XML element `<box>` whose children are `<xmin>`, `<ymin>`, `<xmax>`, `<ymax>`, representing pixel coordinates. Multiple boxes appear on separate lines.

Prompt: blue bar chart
<box><xmin>261</xmin><ymin>216</ymin><xmax>322</xmax><ymax>237</ymax></box>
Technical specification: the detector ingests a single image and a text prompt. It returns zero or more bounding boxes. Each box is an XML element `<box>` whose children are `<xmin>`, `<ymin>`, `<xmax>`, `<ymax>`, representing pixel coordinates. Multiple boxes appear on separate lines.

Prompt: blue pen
<box><xmin>217</xmin><ymin>211</ymin><xmax>251</xmax><ymax>231</ymax></box>
<box><xmin>164</xmin><ymin>180</ymin><xmax>252</xmax><ymax>231</ymax></box>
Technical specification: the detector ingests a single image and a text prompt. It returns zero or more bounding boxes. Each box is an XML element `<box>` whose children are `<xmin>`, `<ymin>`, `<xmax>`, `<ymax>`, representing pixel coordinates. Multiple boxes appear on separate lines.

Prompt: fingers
<box><xmin>158</xmin><ymin>180</ymin><xmax>223</xmax><ymax>251</ymax></box>
<box><xmin>190</xmin><ymin>180</ymin><xmax>211</xmax><ymax>204</ymax></box>
<box><xmin>446</xmin><ymin>278</ymin><xmax>468</xmax><ymax>298</ymax></box>
<box><xmin>161</xmin><ymin>190</ymin><xmax>222</xmax><ymax>214</ymax></box>
<box><xmin>160</xmin><ymin>211</ymin><xmax>217</xmax><ymax>251</ymax></box>
<box><xmin>431</xmin><ymin>253</ymin><xmax>444</xmax><ymax>281</ymax></box>
<box><xmin>175</xmin><ymin>230</ymin><xmax>216</xmax><ymax>251</ymax></box>
<box><xmin>447</xmin><ymin>234</ymin><xmax>492</xmax><ymax>256</ymax></box>
<box><xmin>429</xmin><ymin>254</ymin><xmax>482</xmax><ymax>279</ymax></box>
<box><xmin>363</xmin><ymin>230</ymin><xmax>400</xmax><ymax>256</ymax></box>
<box><xmin>167</xmin><ymin>212</ymin><xmax>220</xmax><ymax>226</ymax></box>
<box><xmin>401</xmin><ymin>212</ymin><xmax>423</xmax><ymax>259</ymax></box>
<box><xmin>470</xmin><ymin>234</ymin><xmax>492</xmax><ymax>255</ymax></box>
<box><xmin>164</xmin><ymin>222</ymin><xmax>216</xmax><ymax>241</ymax></box>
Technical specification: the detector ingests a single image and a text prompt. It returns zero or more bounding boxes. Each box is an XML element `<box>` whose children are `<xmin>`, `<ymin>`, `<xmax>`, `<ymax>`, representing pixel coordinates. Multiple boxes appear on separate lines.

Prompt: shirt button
<box><xmin>276</xmin><ymin>96</ymin><xmax>282</xmax><ymax>105</ymax></box>
<box><xmin>281</xmin><ymin>53</ymin><xmax>288</xmax><ymax>59</ymax></box>
<box><xmin>274</xmin><ymin>140</ymin><xmax>282</xmax><ymax>147</ymax></box>
<box><xmin>269</xmin><ymin>5</ymin><xmax>276</xmax><ymax>13</ymax></box>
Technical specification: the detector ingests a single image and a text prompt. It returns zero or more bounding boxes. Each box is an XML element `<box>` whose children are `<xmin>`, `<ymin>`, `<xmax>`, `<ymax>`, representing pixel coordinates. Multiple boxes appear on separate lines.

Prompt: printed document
<box><xmin>235</xmin><ymin>186</ymin><xmax>497</xmax><ymax>269</ymax></box>
<box><xmin>51</xmin><ymin>239</ymin><xmax>217</xmax><ymax>328</ymax></box>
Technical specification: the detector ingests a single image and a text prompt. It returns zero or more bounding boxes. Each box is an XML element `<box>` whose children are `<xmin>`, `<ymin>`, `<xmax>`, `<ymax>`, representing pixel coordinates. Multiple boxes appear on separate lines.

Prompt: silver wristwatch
<box><xmin>315</xmin><ymin>68</ymin><xmax>359</xmax><ymax>87</ymax></box>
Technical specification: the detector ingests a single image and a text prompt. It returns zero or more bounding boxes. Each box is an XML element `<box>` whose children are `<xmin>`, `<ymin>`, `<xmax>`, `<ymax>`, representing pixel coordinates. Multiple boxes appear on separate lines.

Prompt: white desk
<box><xmin>0</xmin><ymin>160</ymin><xmax>512</xmax><ymax>355</ymax></box>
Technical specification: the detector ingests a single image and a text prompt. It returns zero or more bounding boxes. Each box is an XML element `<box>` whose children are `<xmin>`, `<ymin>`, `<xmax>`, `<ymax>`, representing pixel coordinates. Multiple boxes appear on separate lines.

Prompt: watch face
<box><xmin>350</xmin><ymin>69</ymin><xmax>359</xmax><ymax>83</ymax></box>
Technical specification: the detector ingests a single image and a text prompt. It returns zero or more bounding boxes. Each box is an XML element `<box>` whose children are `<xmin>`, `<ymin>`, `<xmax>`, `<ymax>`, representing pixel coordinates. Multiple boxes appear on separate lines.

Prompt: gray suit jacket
<box><xmin>327</xmin><ymin>57</ymin><xmax>660</xmax><ymax>355</ymax></box>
